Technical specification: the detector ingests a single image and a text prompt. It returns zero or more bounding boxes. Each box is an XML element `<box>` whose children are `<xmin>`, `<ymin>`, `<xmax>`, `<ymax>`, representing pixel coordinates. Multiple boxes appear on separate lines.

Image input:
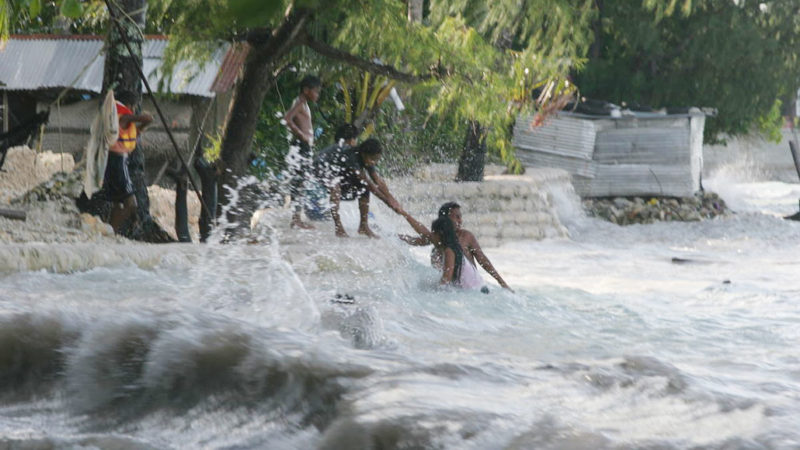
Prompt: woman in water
<box><xmin>429</xmin><ymin>216</ymin><xmax>487</xmax><ymax>291</ymax></box>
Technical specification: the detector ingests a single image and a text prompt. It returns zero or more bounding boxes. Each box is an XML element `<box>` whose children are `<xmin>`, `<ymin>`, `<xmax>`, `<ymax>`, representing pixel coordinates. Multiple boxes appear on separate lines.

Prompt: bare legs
<box><xmin>357</xmin><ymin>193</ymin><xmax>378</xmax><ymax>238</ymax></box>
<box><xmin>290</xmin><ymin>211</ymin><xmax>315</xmax><ymax>230</ymax></box>
<box><xmin>329</xmin><ymin>185</ymin><xmax>377</xmax><ymax>238</ymax></box>
<box><xmin>110</xmin><ymin>194</ymin><xmax>138</xmax><ymax>235</ymax></box>
<box><xmin>330</xmin><ymin>184</ymin><xmax>348</xmax><ymax>237</ymax></box>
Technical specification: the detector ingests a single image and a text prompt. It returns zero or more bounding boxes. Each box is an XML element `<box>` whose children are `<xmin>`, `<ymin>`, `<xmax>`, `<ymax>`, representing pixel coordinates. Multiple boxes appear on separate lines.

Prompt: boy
<box><xmin>105</xmin><ymin>91</ymin><xmax>152</xmax><ymax>234</ymax></box>
<box><xmin>314</xmin><ymin>136</ymin><xmax>403</xmax><ymax>238</ymax></box>
<box><xmin>284</xmin><ymin>74</ymin><xmax>321</xmax><ymax>230</ymax></box>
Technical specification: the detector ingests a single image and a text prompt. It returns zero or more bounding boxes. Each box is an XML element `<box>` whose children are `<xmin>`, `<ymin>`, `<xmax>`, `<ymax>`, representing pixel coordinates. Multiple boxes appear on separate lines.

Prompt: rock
<box><xmin>80</xmin><ymin>213</ymin><xmax>115</xmax><ymax>237</ymax></box>
<box><xmin>613</xmin><ymin>197</ymin><xmax>632</xmax><ymax>209</ymax></box>
<box><xmin>584</xmin><ymin>193</ymin><xmax>730</xmax><ymax>226</ymax></box>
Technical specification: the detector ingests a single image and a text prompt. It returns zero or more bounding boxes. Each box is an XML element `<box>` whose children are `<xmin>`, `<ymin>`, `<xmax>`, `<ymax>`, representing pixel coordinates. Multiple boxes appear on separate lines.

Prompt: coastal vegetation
<box><xmin>2</xmin><ymin>0</ymin><xmax>799</xmax><ymax>235</ymax></box>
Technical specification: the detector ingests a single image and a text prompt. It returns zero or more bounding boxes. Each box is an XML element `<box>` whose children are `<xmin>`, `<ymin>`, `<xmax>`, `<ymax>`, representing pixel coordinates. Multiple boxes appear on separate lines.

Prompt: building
<box><xmin>513</xmin><ymin>109</ymin><xmax>707</xmax><ymax>198</ymax></box>
<box><xmin>0</xmin><ymin>34</ymin><xmax>246</xmax><ymax>181</ymax></box>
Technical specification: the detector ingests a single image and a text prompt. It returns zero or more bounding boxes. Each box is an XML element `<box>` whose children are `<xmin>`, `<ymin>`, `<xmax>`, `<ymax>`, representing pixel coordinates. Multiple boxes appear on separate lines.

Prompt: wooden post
<box><xmin>0</xmin><ymin>208</ymin><xmax>26</xmax><ymax>221</ymax></box>
<box><xmin>2</xmin><ymin>91</ymin><xmax>8</xmax><ymax>133</ymax></box>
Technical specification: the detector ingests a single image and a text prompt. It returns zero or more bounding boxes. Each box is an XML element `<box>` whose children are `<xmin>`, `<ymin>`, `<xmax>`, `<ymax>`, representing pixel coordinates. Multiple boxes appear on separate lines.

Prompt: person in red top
<box><xmin>104</xmin><ymin>91</ymin><xmax>152</xmax><ymax>234</ymax></box>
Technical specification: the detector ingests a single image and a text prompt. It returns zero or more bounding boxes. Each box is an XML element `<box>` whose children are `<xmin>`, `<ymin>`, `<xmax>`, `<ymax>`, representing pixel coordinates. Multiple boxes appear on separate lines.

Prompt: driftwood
<box><xmin>0</xmin><ymin>208</ymin><xmax>26</xmax><ymax>221</ymax></box>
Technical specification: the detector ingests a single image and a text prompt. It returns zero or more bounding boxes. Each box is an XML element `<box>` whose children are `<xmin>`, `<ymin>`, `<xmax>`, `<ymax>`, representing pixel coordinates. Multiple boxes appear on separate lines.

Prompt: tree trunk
<box><xmin>170</xmin><ymin>169</ymin><xmax>192</xmax><ymax>243</ymax></box>
<box><xmin>408</xmin><ymin>0</ymin><xmax>423</xmax><ymax>22</ymax></box>
<box><xmin>217</xmin><ymin>9</ymin><xmax>310</xmax><ymax>234</ymax></box>
<box><xmin>194</xmin><ymin>156</ymin><xmax>218</xmax><ymax>243</ymax></box>
<box><xmin>92</xmin><ymin>0</ymin><xmax>173</xmax><ymax>242</ymax></box>
<box><xmin>456</xmin><ymin>120</ymin><xmax>486</xmax><ymax>182</ymax></box>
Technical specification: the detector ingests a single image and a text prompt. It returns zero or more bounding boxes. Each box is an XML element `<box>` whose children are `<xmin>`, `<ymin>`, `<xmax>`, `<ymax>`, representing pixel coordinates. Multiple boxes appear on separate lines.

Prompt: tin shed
<box><xmin>513</xmin><ymin>110</ymin><xmax>706</xmax><ymax>198</ymax></box>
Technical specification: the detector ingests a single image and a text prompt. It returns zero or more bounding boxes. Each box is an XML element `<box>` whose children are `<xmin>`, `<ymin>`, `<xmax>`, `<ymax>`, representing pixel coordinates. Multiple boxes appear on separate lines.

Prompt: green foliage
<box><xmin>0</xmin><ymin>0</ymin><xmax>109</xmax><ymax>36</ymax></box>
<box><xmin>0</xmin><ymin>0</ymin><xmax>9</xmax><ymax>42</ymax></box>
<box><xmin>59</xmin><ymin>0</ymin><xmax>83</xmax><ymax>19</ymax></box>
<box><xmin>249</xmin><ymin>56</ymin><xmax>464</xmax><ymax>179</ymax></box>
<box><xmin>576</xmin><ymin>0</ymin><xmax>800</xmax><ymax>142</ymax></box>
<box><xmin>203</xmin><ymin>130</ymin><xmax>223</xmax><ymax>162</ymax></box>
<box><xmin>756</xmin><ymin>99</ymin><xmax>784</xmax><ymax>143</ymax></box>
<box><xmin>423</xmin><ymin>1</ymin><xmax>595</xmax><ymax>168</ymax></box>
<box><xmin>4</xmin><ymin>0</ymin><xmax>602</xmax><ymax>175</ymax></box>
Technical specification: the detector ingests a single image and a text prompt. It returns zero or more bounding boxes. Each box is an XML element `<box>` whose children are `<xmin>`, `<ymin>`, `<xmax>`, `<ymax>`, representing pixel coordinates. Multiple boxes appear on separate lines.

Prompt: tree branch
<box><xmin>302</xmin><ymin>33</ymin><xmax>434</xmax><ymax>83</ymax></box>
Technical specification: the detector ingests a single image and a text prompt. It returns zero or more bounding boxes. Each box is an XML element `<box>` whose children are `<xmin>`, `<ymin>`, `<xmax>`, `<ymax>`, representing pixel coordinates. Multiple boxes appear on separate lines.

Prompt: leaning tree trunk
<box><xmin>87</xmin><ymin>0</ymin><xmax>172</xmax><ymax>242</ymax></box>
<box><xmin>217</xmin><ymin>10</ymin><xmax>310</xmax><ymax>234</ymax></box>
<box><xmin>455</xmin><ymin>120</ymin><xmax>487</xmax><ymax>182</ymax></box>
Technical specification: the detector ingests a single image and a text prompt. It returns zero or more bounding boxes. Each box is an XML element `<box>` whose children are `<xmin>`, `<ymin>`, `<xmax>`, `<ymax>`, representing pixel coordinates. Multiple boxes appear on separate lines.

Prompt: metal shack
<box><xmin>512</xmin><ymin>110</ymin><xmax>706</xmax><ymax>198</ymax></box>
<box><xmin>0</xmin><ymin>35</ymin><xmax>246</xmax><ymax>180</ymax></box>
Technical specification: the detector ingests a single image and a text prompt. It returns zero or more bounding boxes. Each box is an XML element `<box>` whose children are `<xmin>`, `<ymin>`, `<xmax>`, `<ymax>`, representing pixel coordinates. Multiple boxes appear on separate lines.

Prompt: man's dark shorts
<box><xmin>313</xmin><ymin>165</ymin><xmax>368</xmax><ymax>201</ymax></box>
<box><xmin>338</xmin><ymin>175</ymin><xmax>369</xmax><ymax>201</ymax></box>
<box><xmin>104</xmin><ymin>152</ymin><xmax>135</xmax><ymax>202</ymax></box>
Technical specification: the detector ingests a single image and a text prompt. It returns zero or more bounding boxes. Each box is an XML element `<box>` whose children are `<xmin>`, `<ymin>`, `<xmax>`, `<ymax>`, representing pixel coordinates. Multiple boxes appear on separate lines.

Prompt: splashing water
<box><xmin>1</xmin><ymin>161</ymin><xmax>799</xmax><ymax>449</ymax></box>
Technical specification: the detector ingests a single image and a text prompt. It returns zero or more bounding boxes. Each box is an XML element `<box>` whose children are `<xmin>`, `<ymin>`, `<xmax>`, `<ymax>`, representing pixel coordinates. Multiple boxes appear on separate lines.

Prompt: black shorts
<box><xmin>339</xmin><ymin>175</ymin><xmax>369</xmax><ymax>201</ymax></box>
<box><xmin>315</xmin><ymin>167</ymin><xmax>368</xmax><ymax>201</ymax></box>
<box><xmin>104</xmin><ymin>152</ymin><xmax>135</xmax><ymax>202</ymax></box>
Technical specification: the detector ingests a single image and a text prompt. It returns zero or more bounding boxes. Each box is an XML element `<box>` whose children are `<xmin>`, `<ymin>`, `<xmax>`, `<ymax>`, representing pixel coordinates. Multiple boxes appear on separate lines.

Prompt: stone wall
<box><xmin>390</xmin><ymin>164</ymin><xmax>571</xmax><ymax>246</ymax></box>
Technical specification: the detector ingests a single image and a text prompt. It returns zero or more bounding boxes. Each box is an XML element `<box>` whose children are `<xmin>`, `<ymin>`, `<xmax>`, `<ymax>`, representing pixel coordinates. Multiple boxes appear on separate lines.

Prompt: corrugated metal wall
<box><xmin>513</xmin><ymin>112</ymin><xmax>705</xmax><ymax>198</ymax></box>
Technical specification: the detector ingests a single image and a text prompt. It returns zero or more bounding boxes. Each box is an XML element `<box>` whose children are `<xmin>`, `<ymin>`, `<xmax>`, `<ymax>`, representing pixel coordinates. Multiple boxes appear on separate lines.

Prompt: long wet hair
<box><xmin>432</xmin><ymin>216</ymin><xmax>463</xmax><ymax>284</ymax></box>
<box><xmin>438</xmin><ymin>201</ymin><xmax>460</xmax><ymax>219</ymax></box>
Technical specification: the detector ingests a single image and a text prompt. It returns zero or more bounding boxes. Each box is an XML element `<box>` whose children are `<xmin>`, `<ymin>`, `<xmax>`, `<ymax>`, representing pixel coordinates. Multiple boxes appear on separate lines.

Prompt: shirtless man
<box><xmin>284</xmin><ymin>75</ymin><xmax>321</xmax><ymax>230</ymax></box>
<box><xmin>399</xmin><ymin>201</ymin><xmax>513</xmax><ymax>291</ymax></box>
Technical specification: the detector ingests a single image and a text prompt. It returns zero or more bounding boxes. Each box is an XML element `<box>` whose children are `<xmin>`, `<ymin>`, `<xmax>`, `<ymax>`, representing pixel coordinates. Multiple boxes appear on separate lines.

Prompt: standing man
<box><xmin>105</xmin><ymin>91</ymin><xmax>152</xmax><ymax>235</ymax></box>
<box><xmin>284</xmin><ymin>74</ymin><xmax>321</xmax><ymax>230</ymax></box>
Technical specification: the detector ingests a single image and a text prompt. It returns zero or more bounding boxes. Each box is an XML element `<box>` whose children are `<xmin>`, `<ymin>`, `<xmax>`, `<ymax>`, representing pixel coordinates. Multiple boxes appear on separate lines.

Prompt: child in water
<box><xmin>430</xmin><ymin>216</ymin><xmax>489</xmax><ymax>292</ymax></box>
<box><xmin>399</xmin><ymin>203</ymin><xmax>511</xmax><ymax>292</ymax></box>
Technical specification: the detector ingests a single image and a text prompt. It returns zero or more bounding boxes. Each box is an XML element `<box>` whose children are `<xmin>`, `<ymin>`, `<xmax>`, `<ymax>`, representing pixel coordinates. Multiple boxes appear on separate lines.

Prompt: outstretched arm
<box><xmin>357</xmin><ymin>170</ymin><xmax>403</xmax><ymax>213</ymax></box>
<box><xmin>465</xmin><ymin>231</ymin><xmax>513</xmax><ymax>292</ymax></box>
<box><xmin>399</xmin><ymin>234</ymin><xmax>430</xmax><ymax>246</ymax></box>
<box><xmin>398</xmin><ymin>210</ymin><xmax>434</xmax><ymax>244</ymax></box>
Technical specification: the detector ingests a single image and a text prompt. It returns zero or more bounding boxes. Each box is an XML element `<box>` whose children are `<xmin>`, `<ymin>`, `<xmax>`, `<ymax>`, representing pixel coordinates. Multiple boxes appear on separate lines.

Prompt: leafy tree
<box><xmin>153</xmin><ymin>0</ymin><xmax>600</xmax><ymax>201</ymax></box>
<box><xmin>426</xmin><ymin>0</ymin><xmax>596</xmax><ymax>179</ymax></box>
<box><xmin>577</xmin><ymin>0</ymin><xmax>800</xmax><ymax>142</ymax></box>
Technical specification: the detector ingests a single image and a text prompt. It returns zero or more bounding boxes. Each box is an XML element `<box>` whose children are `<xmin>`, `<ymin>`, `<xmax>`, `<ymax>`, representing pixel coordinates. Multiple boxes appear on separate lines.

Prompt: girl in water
<box><xmin>408</xmin><ymin>214</ymin><xmax>487</xmax><ymax>291</ymax></box>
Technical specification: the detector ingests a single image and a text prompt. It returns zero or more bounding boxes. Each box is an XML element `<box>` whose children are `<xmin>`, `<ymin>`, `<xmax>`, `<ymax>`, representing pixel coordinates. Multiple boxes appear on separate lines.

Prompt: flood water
<box><xmin>1</xmin><ymin>163</ymin><xmax>799</xmax><ymax>449</ymax></box>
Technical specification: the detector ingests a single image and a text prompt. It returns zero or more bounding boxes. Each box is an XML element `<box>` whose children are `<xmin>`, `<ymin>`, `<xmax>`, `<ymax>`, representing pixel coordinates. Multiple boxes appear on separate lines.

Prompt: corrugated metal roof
<box><xmin>211</xmin><ymin>43</ymin><xmax>249</xmax><ymax>93</ymax></box>
<box><xmin>0</xmin><ymin>35</ymin><xmax>240</xmax><ymax>97</ymax></box>
<box><xmin>0</xmin><ymin>38</ymin><xmax>105</xmax><ymax>91</ymax></box>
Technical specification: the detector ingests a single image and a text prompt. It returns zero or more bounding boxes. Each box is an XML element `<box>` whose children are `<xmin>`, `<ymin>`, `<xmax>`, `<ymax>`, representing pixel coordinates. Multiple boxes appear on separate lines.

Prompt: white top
<box><xmin>458</xmin><ymin>255</ymin><xmax>485</xmax><ymax>290</ymax></box>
